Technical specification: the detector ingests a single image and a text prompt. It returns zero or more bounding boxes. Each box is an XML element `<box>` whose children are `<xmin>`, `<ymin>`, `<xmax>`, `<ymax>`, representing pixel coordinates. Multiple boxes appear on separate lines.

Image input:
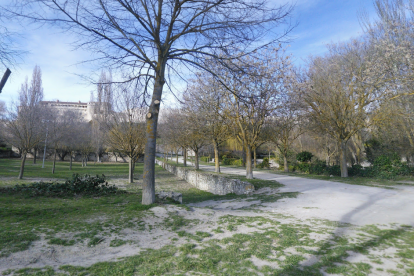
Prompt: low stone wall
<box><xmin>156</xmin><ymin>160</ymin><xmax>254</xmax><ymax>195</ymax></box>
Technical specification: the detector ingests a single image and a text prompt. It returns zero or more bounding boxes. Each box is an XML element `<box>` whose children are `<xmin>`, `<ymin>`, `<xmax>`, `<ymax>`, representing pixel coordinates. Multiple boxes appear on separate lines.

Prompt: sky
<box><xmin>0</xmin><ymin>0</ymin><xmax>377</xmax><ymax>106</ymax></box>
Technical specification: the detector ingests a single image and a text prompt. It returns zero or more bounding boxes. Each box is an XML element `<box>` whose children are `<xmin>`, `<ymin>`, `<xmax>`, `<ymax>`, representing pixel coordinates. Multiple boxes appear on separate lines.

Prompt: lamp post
<box><xmin>42</xmin><ymin>123</ymin><xmax>49</xmax><ymax>168</ymax></box>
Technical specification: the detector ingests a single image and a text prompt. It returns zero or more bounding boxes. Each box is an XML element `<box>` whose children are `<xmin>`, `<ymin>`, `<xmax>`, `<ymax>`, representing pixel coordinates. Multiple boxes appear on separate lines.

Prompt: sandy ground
<box><xmin>1</xmin><ymin>163</ymin><xmax>414</xmax><ymax>275</ymax></box>
<box><xmin>183</xmin><ymin>159</ymin><xmax>414</xmax><ymax>227</ymax></box>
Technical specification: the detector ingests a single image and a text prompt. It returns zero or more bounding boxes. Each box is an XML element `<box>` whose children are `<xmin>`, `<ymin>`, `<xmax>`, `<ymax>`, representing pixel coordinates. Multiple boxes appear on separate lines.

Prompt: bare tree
<box><xmin>4</xmin><ymin>70</ymin><xmax>44</xmax><ymax>179</ymax></box>
<box><xmin>222</xmin><ymin>48</ymin><xmax>290</xmax><ymax>179</ymax></box>
<box><xmin>160</xmin><ymin>109</ymin><xmax>190</xmax><ymax>167</ymax></box>
<box><xmin>9</xmin><ymin>0</ymin><xmax>294</xmax><ymax>204</ymax></box>
<box><xmin>43</xmin><ymin>109</ymin><xmax>76</xmax><ymax>174</ymax></box>
<box><xmin>185</xmin><ymin>74</ymin><xmax>230</xmax><ymax>172</ymax></box>
<box><xmin>267</xmin><ymin>97</ymin><xmax>305</xmax><ymax>172</ymax></box>
<box><xmin>76</xmin><ymin>123</ymin><xmax>93</xmax><ymax>167</ymax></box>
<box><xmin>28</xmin><ymin>65</ymin><xmax>44</xmax><ymax>164</ymax></box>
<box><xmin>91</xmin><ymin>70</ymin><xmax>113</xmax><ymax>163</ymax></box>
<box><xmin>105</xmin><ymin>84</ymin><xmax>146</xmax><ymax>183</ymax></box>
<box><xmin>181</xmin><ymin>109</ymin><xmax>209</xmax><ymax>170</ymax></box>
<box><xmin>304</xmin><ymin>39</ymin><xmax>396</xmax><ymax>177</ymax></box>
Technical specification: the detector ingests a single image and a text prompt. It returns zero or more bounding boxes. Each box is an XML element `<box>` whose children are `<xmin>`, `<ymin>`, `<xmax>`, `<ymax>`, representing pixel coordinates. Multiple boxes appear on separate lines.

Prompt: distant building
<box><xmin>40</xmin><ymin>100</ymin><xmax>101</xmax><ymax>122</ymax></box>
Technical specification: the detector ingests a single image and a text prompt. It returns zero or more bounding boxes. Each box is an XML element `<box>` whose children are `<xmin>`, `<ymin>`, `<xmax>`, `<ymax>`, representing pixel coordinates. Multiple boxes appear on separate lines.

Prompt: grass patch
<box><xmin>267</xmin><ymin>169</ymin><xmax>414</xmax><ymax>188</ymax></box>
<box><xmin>3</xmin><ymin>212</ymin><xmax>414</xmax><ymax>275</ymax></box>
<box><xmin>48</xmin><ymin>238</ymin><xmax>76</xmax><ymax>246</ymax></box>
<box><xmin>0</xmin><ymin>159</ymin><xmax>133</xmax><ymax>181</ymax></box>
<box><xmin>0</xmin><ymin>182</ymin><xmax>155</xmax><ymax>256</ymax></box>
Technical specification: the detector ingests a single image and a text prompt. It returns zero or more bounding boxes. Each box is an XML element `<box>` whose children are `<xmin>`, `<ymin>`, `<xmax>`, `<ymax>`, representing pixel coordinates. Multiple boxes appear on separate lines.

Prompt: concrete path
<box><xmin>172</xmin><ymin>158</ymin><xmax>414</xmax><ymax>226</ymax></box>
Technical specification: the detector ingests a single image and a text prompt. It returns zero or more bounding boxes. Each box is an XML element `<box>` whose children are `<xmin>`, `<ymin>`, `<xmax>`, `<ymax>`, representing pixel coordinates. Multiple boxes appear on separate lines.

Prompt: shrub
<box><xmin>370</xmin><ymin>154</ymin><xmax>411</xmax><ymax>179</ymax></box>
<box><xmin>257</xmin><ymin>157</ymin><xmax>270</xmax><ymax>169</ymax></box>
<box><xmin>348</xmin><ymin>164</ymin><xmax>363</xmax><ymax>177</ymax></box>
<box><xmin>279</xmin><ymin>165</ymin><xmax>296</xmax><ymax>172</ymax></box>
<box><xmin>233</xmin><ymin>159</ymin><xmax>243</xmax><ymax>166</ymax></box>
<box><xmin>221</xmin><ymin>156</ymin><xmax>243</xmax><ymax>166</ymax></box>
<box><xmin>200</xmin><ymin>156</ymin><xmax>210</xmax><ymax>162</ymax></box>
<box><xmin>310</xmin><ymin>160</ymin><xmax>326</xmax><ymax>175</ymax></box>
<box><xmin>327</xmin><ymin>165</ymin><xmax>341</xmax><ymax>177</ymax></box>
<box><xmin>12</xmin><ymin>174</ymin><xmax>118</xmax><ymax>197</ymax></box>
<box><xmin>276</xmin><ymin>150</ymin><xmax>296</xmax><ymax>167</ymax></box>
<box><xmin>296</xmin><ymin>163</ymin><xmax>310</xmax><ymax>173</ymax></box>
<box><xmin>296</xmin><ymin>151</ymin><xmax>313</xmax><ymax>163</ymax></box>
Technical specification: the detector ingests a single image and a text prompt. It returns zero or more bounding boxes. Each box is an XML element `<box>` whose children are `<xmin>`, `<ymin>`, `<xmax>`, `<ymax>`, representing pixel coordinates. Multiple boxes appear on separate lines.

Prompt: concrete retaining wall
<box><xmin>156</xmin><ymin>160</ymin><xmax>254</xmax><ymax>195</ymax></box>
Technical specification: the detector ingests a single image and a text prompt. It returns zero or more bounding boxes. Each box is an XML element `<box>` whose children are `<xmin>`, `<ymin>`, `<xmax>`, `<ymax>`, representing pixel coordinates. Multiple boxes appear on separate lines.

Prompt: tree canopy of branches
<box><xmin>105</xmin><ymin>84</ymin><xmax>146</xmax><ymax>183</ymax></box>
<box><xmin>0</xmin><ymin>12</ymin><xmax>22</xmax><ymax>69</ymax></box>
<box><xmin>303</xmin><ymin>38</ymin><xmax>398</xmax><ymax>177</ymax></box>
<box><xmin>221</xmin><ymin>48</ymin><xmax>290</xmax><ymax>179</ymax></box>
<box><xmin>185</xmin><ymin>74</ymin><xmax>230</xmax><ymax>172</ymax></box>
<box><xmin>4</xmin><ymin>65</ymin><xmax>44</xmax><ymax>179</ymax></box>
<box><xmin>9</xmin><ymin>0</ymin><xmax>294</xmax><ymax>204</ymax></box>
<box><xmin>267</xmin><ymin>85</ymin><xmax>306</xmax><ymax>172</ymax></box>
<box><xmin>91</xmin><ymin>71</ymin><xmax>113</xmax><ymax>163</ymax></box>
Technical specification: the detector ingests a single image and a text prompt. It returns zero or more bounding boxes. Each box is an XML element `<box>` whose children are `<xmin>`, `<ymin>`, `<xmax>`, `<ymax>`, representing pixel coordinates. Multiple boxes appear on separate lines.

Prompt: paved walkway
<box><xmin>174</xmin><ymin>158</ymin><xmax>414</xmax><ymax>226</ymax></box>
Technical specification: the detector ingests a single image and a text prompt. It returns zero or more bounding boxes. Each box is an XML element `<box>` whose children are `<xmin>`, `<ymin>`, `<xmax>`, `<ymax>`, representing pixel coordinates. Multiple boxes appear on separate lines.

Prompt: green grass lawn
<box><xmin>0</xmin><ymin>158</ymin><xmax>132</xmax><ymax>180</ymax></box>
<box><xmin>266</xmin><ymin>169</ymin><xmax>414</xmax><ymax>188</ymax></box>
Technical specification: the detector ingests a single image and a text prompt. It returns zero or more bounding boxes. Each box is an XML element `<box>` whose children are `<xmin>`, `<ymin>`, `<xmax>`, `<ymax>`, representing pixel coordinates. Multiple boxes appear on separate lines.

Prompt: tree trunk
<box><xmin>129</xmin><ymin>158</ymin><xmax>134</xmax><ymax>183</ymax></box>
<box><xmin>33</xmin><ymin>148</ymin><xmax>37</xmax><ymax>164</ymax></box>
<box><xmin>52</xmin><ymin>148</ymin><xmax>57</xmax><ymax>174</ymax></box>
<box><xmin>18</xmin><ymin>153</ymin><xmax>27</xmax><ymax>179</ymax></box>
<box><xmin>340</xmin><ymin>140</ymin><xmax>348</xmax><ymax>177</ymax></box>
<box><xmin>213</xmin><ymin>141</ymin><xmax>220</xmax><ymax>173</ymax></box>
<box><xmin>58</xmin><ymin>151</ymin><xmax>67</xmax><ymax>161</ymax></box>
<box><xmin>242</xmin><ymin>147</ymin><xmax>246</xmax><ymax>167</ymax></box>
<box><xmin>176</xmin><ymin>149</ymin><xmax>178</xmax><ymax>164</ymax></box>
<box><xmin>194</xmin><ymin>150</ymin><xmax>199</xmax><ymax>170</ymax></box>
<box><xmin>326</xmin><ymin>147</ymin><xmax>330</xmax><ymax>166</ymax></box>
<box><xmin>142</xmin><ymin>76</ymin><xmax>164</xmax><ymax>205</ymax></box>
<box><xmin>183</xmin><ymin>148</ymin><xmax>187</xmax><ymax>167</ymax></box>
<box><xmin>163</xmin><ymin>151</ymin><xmax>166</xmax><ymax>165</ymax></box>
<box><xmin>253</xmin><ymin>147</ymin><xmax>257</xmax><ymax>169</ymax></box>
<box><xmin>284</xmin><ymin>153</ymin><xmax>288</xmax><ymax>172</ymax></box>
<box><xmin>246</xmin><ymin>145</ymin><xmax>253</xmax><ymax>179</ymax></box>
<box><xmin>70</xmin><ymin>154</ymin><xmax>73</xmax><ymax>170</ymax></box>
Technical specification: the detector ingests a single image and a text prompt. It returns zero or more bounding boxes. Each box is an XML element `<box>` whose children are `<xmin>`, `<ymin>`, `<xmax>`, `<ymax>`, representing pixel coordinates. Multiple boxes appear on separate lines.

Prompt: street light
<box><xmin>42</xmin><ymin>121</ymin><xmax>49</xmax><ymax>168</ymax></box>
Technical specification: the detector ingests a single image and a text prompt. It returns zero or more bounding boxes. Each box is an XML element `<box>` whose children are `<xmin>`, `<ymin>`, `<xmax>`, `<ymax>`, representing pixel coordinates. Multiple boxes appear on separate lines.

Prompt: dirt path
<box><xmin>180</xmin><ymin>158</ymin><xmax>414</xmax><ymax>226</ymax></box>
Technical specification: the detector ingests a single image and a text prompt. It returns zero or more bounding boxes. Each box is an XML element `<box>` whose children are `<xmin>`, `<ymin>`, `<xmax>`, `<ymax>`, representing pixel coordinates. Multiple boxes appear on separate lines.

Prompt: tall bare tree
<box><xmin>105</xmin><ymin>84</ymin><xmax>146</xmax><ymax>183</ymax></box>
<box><xmin>181</xmin><ymin>108</ymin><xmax>209</xmax><ymax>170</ymax></box>
<box><xmin>5</xmin><ymin>67</ymin><xmax>44</xmax><ymax>178</ymax></box>
<box><xmin>267</xmin><ymin>97</ymin><xmax>305</xmax><ymax>172</ymax></box>
<box><xmin>185</xmin><ymin>74</ymin><xmax>230</xmax><ymax>172</ymax></box>
<box><xmin>91</xmin><ymin>71</ymin><xmax>113</xmax><ymax>162</ymax></box>
<box><xmin>303</xmin><ymin>39</ymin><xmax>397</xmax><ymax>177</ymax></box>
<box><xmin>222</xmin><ymin>48</ymin><xmax>290</xmax><ymax>179</ymax></box>
<box><xmin>9</xmin><ymin>0</ymin><xmax>294</xmax><ymax>204</ymax></box>
<box><xmin>28</xmin><ymin>65</ymin><xmax>44</xmax><ymax>163</ymax></box>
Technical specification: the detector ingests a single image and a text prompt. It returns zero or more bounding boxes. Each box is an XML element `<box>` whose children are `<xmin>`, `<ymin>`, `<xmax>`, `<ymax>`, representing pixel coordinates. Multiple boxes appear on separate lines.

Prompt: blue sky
<box><xmin>0</xmin><ymin>0</ymin><xmax>377</xmax><ymax>105</ymax></box>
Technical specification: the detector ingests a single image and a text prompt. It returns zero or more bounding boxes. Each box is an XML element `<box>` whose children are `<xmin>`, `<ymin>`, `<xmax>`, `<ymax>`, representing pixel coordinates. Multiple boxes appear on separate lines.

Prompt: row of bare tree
<box><xmin>157</xmin><ymin>0</ymin><xmax>414</xmax><ymax>179</ymax></box>
<box><xmin>0</xmin><ymin>68</ymin><xmax>148</xmax><ymax>181</ymax></box>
